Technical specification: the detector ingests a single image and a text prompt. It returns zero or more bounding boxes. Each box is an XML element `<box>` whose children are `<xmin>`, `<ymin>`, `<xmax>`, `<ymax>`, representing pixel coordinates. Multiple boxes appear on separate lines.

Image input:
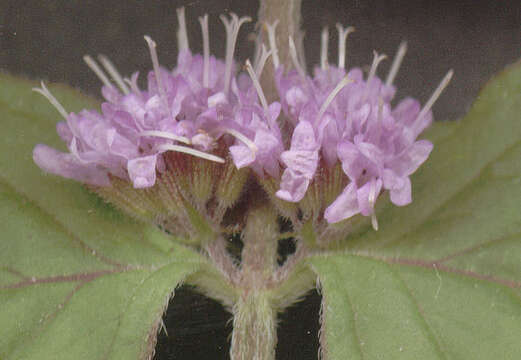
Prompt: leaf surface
<box><xmin>310</xmin><ymin>62</ymin><xmax>521</xmax><ymax>359</ymax></box>
<box><xmin>0</xmin><ymin>74</ymin><xmax>203</xmax><ymax>360</ymax></box>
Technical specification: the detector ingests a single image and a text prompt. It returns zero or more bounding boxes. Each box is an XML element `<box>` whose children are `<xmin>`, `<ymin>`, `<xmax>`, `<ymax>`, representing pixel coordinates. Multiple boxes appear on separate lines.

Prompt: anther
<box><xmin>336</xmin><ymin>24</ymin><xmax>355</xmax><ymax>69</ymax></box>
<box><xmin>385</xmin><ymin>41</ymin><xmax>407</xmax><ymax>87</ymax></box>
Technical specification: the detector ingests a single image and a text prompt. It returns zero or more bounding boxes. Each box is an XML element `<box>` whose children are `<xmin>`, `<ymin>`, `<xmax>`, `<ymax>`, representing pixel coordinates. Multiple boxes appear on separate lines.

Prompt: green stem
<box><xmin>229</xmin><ymin>205</ymin><xmax>279</xmax><ymax>359</ymax></box>
<box><xmin>230</xmin><ymin>291</ymin><xmax>277</xmax><ymax>360</ymax></box>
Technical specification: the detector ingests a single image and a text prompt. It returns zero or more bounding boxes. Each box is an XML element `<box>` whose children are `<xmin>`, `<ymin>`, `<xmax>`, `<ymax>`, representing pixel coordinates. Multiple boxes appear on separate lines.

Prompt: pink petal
<box><xmin>127</xmin><ymin>155</ymin><xmax>157</xmax><ymax>188</ymax></box>
<box><xmin>276</xmin><ymin>169</ymin><xmax>310</xmax><ymax>202</ymax></box>
<box><xmin>229</xmin><ymin>144</ymin><xmax>255</xmax><ymax>169</ymax></box>
<box><xmin>389</xmin><ymin>176</ymin><xmax>411</xmax><ymax>206</ymax></box>
<box><xmin>324</xmin><ymin>182</ymin><xmax>360</xmax><ymax>223</ymax></box>
<box><xmin>33</xmin><ymin>144</ymin><xmax>110</xmax><ymax>187</ymax></box>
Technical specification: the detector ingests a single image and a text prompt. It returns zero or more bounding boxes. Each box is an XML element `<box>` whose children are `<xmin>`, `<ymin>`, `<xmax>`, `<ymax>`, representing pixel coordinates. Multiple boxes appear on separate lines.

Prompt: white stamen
<box><xmin>367</xmin><ymin>51</ymin><xmax>387</xmax><ymax>84</ymax></box>
<box><xmin>220</xmin><ymin>13</ymin><xmax>252</xmax><ymax>94</ymax></box>
<box><xmin>369</xmin><ymin>180</ymin><xmax>379</xmax><ymax>231</ymax></box>
<box><xmin>318</xmin><ymin>75</ymin><xmax>353</xmax><ymax>127</ymax></box>
<box><xmin>198</xmin><ymin>14</ymin><xmax>210</xmax><ymax>88</ymax></box>
<box><xmin>296</xmin><ymin>33</ymin><xmax>307</xmax><ymax>71</ymax></box>
<box><xmin>417</xmin><ymin>70</ymin><xmax>454</xmax><ymax>122</ymax></box>
<box><xmin>176</xmin><ymin>7</ymin><xmax>190</xmax><ymax>52</ymax></box>
<box><xmin>97</xmin><ymin>55</ymin><xmax>130</xmax><ymax>94</ymax></box>
<box><xmin>265</xmin><ymin>21</ymin><xmax>280</xmax><ymax>68</ymax></box>
<box><xmin>139</xmin><ymin>130</ymin><xmax>191</xmax><ymax>145</ymax></box>
<box><xmin>156</xmin><ymin>143</ymin><xmax>225</xmax><ymax>163</ymax></box>
<box><xmin>320</xmin><ymin>27</ymin><xmax>329</xmax><ymax>70</ymax></box>
<box><xmin>252</xmin><ymin>35</ymin><xmax>263</xmax><ymax>71</ymax></box>
<box><xmin>336</xmin><ymin>24</ymin><xmax>355</xmax><ymax>69</ymax></box>
<box><xmin>371</xmin><ymin>213</ymin><xmax>379</xmax><ymax>231</ymax></box>
<box><xmin>124</xmin><ymin>78</ymin><xmax>140</xmax><ymax>94</ymax></box>
<box><xmin>289</xmin><ymin>36</ymin><xmax>306</xmax><ymax>79</ymax></box>
<box><xmin>144</xmin><ymin>36</ymin><xmax>167</xmax><ymax>104</ymax></box>
<box><xmin>254</xmin><ymin>44</ymin><xmax>273</xmax><ymax>79</ymax></box>
<box><xmin>83</xmin><ymin>55</ymin><xmax>114</xmax><ymax>89</ymax></box>
<box><xmin>224</xmin><ymin>128</ymin><xmax>258</xmax><ymax>154</ymax></box>
<box><xmin>245</xmin><ymin>59</ymin><xmax>269</xmax><ymax>112</ymax></box>
<box><xmin>32</xmin><ymin>81</ymin><xmax>69</xmax><ymax>120</ymax></box>
<box><xmin>385</xmin><ymin>41</ymin><xmax>407</xmax><ymax>87</ymax></box>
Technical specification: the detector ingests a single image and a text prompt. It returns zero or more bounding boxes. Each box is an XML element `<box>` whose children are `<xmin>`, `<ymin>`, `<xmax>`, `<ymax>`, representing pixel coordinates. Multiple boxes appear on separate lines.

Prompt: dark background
<box><xmin>1</xmin><ymin>0</ymin><xmax>519</xmax><ymax>359</ymax></box>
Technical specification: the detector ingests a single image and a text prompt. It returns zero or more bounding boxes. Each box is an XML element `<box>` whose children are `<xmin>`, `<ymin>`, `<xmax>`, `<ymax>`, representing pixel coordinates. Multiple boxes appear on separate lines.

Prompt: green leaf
<box><xmin>0</xmin><ymin>74</ymin><xmax>203</xmax><ymax>359</ymax></box>
<box><xmin>310</xmin><ymin>61</ymin><xmax>521</xmax><ymax>359</ymax></box>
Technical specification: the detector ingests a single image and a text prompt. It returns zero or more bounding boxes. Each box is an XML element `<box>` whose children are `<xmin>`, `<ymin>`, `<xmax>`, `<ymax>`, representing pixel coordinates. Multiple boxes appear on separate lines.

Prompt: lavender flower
<box><xmin>268</xmin><ymin>24</ymin><xmax>453</xmax><ymax>229</ymax></box>
<box><xmin>33</xmin><ymin>7</ymin><xmax>451</xmax><ymax>236</ymax></box>
<box><xmin>33</xmin><ymin>9</ymin><xmax>282</xmax><ymax>190</ymax></box>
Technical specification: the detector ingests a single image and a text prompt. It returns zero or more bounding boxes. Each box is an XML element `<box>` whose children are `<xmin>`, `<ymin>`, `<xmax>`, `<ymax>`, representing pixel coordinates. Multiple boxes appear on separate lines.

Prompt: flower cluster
<box><xmin>33</xmin><ymin>7</ymin><xmax>451</xmax><ymax>235</ymax></box>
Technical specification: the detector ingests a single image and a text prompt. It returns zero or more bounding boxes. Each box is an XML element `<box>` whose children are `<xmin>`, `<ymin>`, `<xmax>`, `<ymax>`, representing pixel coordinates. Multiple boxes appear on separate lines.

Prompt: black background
<box><xmin>1</xmin><ymin>0</ymin><xmax>519</xmax><ymax>359</ymax></box>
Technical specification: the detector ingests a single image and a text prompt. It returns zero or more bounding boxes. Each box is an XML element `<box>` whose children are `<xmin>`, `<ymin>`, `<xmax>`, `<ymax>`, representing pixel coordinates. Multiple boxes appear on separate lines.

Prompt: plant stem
<box><xmin>229</xmin><ymin>205</ymin><xmax>279</xmax><ymax>359</ymax></box>
<box><xmin>230</xmin><ymin>290</ymin><xmax>277</xmax><ymax>360</ymax></box>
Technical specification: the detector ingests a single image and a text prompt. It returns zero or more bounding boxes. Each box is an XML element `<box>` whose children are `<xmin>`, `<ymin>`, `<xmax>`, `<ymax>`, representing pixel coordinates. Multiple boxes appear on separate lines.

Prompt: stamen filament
<box><xmin>289</xmin><ymin>36</ymin><xmax>306</xmax><ymax>79</ymax></box>
<box><xmin>265</xmin><ymin>21</ymin><xmax>280</xmax><ymax>69</ymax></box>
<box><xmin>336</xmin><ymin>24</ymin><xmax>355</xmax><ymax>69</ymax></box>
<box><xmin>371</xmin><ymin>213</ymin><xmax>379</xmax><ymax>231</ymax></box>
<box><xmin>385</xmin><ymin>41</ymin><xmax>407</xmax><ymax>87</ymax></box>
<box><xmin>369</xmin><ymin>180</ymin><xmax>379</xmax><ymax>231</ymax></box>
<box><xmin>176</xmin><ymin>7</ymin><xmax>190</xmax><ymax>52</ymax></box>
<box><xmin>32</xmin><ymin>81</ymin><xmax>69</xmax><ymax>120</ymax></box>
<box><xmin>224</xmin><ymin>128</ymin><xmax>258</xmax><ymax>153</ymax></box>
<box><xmin>245</xmin><ymin>59</ymin><xmax>269</xmax><ymax>112</ymax></box>
<box><xmin>83</xmin><ymin>55</ymin><xmax>114</xmax><ymax>89</ymax></box>
<box><xmin>296</xmin><ymin>33</ymin><xmax>307</xmax><ymax>72</ymax></box>
<box><xmin>417</xmin><ymin>70</ymin><xmax>454</xmax><ymax>122</ymax></box>
<box><xmin>144</xmin><ymin>36</ymin><xmax>167</xmax><ymax>105</ymax></box>
<box><xmin>156</xmin><ymin>144</ymin><xmax>225</xmax><ymax>163</ymax></box>
<box><xmin>198</xmin><ymin>14</ymin><xmax>210</xmax><ymax>88</ymax></box>
<box><xmin>98</xmin><ymin>55</ymin><xmax>130</xmax><ymax>94</ymax></box>
<box><xmin>318</xmin><ymin>75</ymin><xmax>353</xmax><ymax>126</ymax></box>
<box><xmin>221</xmin><ymin>13</ymin><xmax>252</xmax><ymax>94</ymax></box>
<box><xmin>320</xmin><ymin>27</ymin><xmax>329</xmax><ymax>70</ymax></box>
<box><xmin>253</xmin><ymin>45</ymin><xmax>273</xmax><ymax>79</ymax></box>
<box><xmin>139</xmin><ymin>130</ymin><xmax>191</xmax><ymax>145</ymax></box>
<box><xmin>124</xmin><ymin>78</ymin><xmax>141</xmax><ymax>94</ymax></box>
<box><xmin>367</xmin><ymin>51</ymin><xmax>387</xmax><ymax>84</ymax></box>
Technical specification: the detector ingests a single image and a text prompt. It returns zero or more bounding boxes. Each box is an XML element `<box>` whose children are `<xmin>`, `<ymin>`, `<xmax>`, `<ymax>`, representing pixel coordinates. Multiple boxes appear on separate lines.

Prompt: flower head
<box><xmin>33</xmin><ymin>7</ymin><xmax>451</xmax><ymax>243</ymax></box>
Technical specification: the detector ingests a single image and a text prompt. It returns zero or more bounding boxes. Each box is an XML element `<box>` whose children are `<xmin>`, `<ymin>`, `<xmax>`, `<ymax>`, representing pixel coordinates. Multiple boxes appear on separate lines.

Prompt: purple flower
<box><xmin>33</xmin><ymin>9</ymin><xmax>284</xmax><ymax>190</ymax></box>
<box><xmin>33</xmin><ymin>7</ymin><xmax>452</xmax><ymax>234</ymax></box>
<box><xmin>268</xmin><ymin>25</ymin><xmax>453</xmax><ymax>228</ymax></box>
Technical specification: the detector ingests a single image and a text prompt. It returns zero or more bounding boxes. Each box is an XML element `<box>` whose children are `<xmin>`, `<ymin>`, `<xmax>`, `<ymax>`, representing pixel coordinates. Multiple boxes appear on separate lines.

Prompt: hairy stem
<box><xmin>230</xmin><ymin>205</ymin><xmax>279</xmax><ymax>359</ymax></box>
<box><xmin>257</xmin><ymin>0</ymin><xmax>304</xmax><ymax>101</ymax></box>
<box><xmin>230</xmin><ymin>291</ymin><xmax>277</xmax><ymax>360</ymax></box>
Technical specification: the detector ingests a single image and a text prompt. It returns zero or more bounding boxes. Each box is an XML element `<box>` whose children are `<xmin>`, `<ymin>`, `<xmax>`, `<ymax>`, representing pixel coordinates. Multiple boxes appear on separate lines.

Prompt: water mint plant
<box><xmin>1</xmin><ymin>1</ymin><xmax>520</xmax><ymax>359</ymax></box>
